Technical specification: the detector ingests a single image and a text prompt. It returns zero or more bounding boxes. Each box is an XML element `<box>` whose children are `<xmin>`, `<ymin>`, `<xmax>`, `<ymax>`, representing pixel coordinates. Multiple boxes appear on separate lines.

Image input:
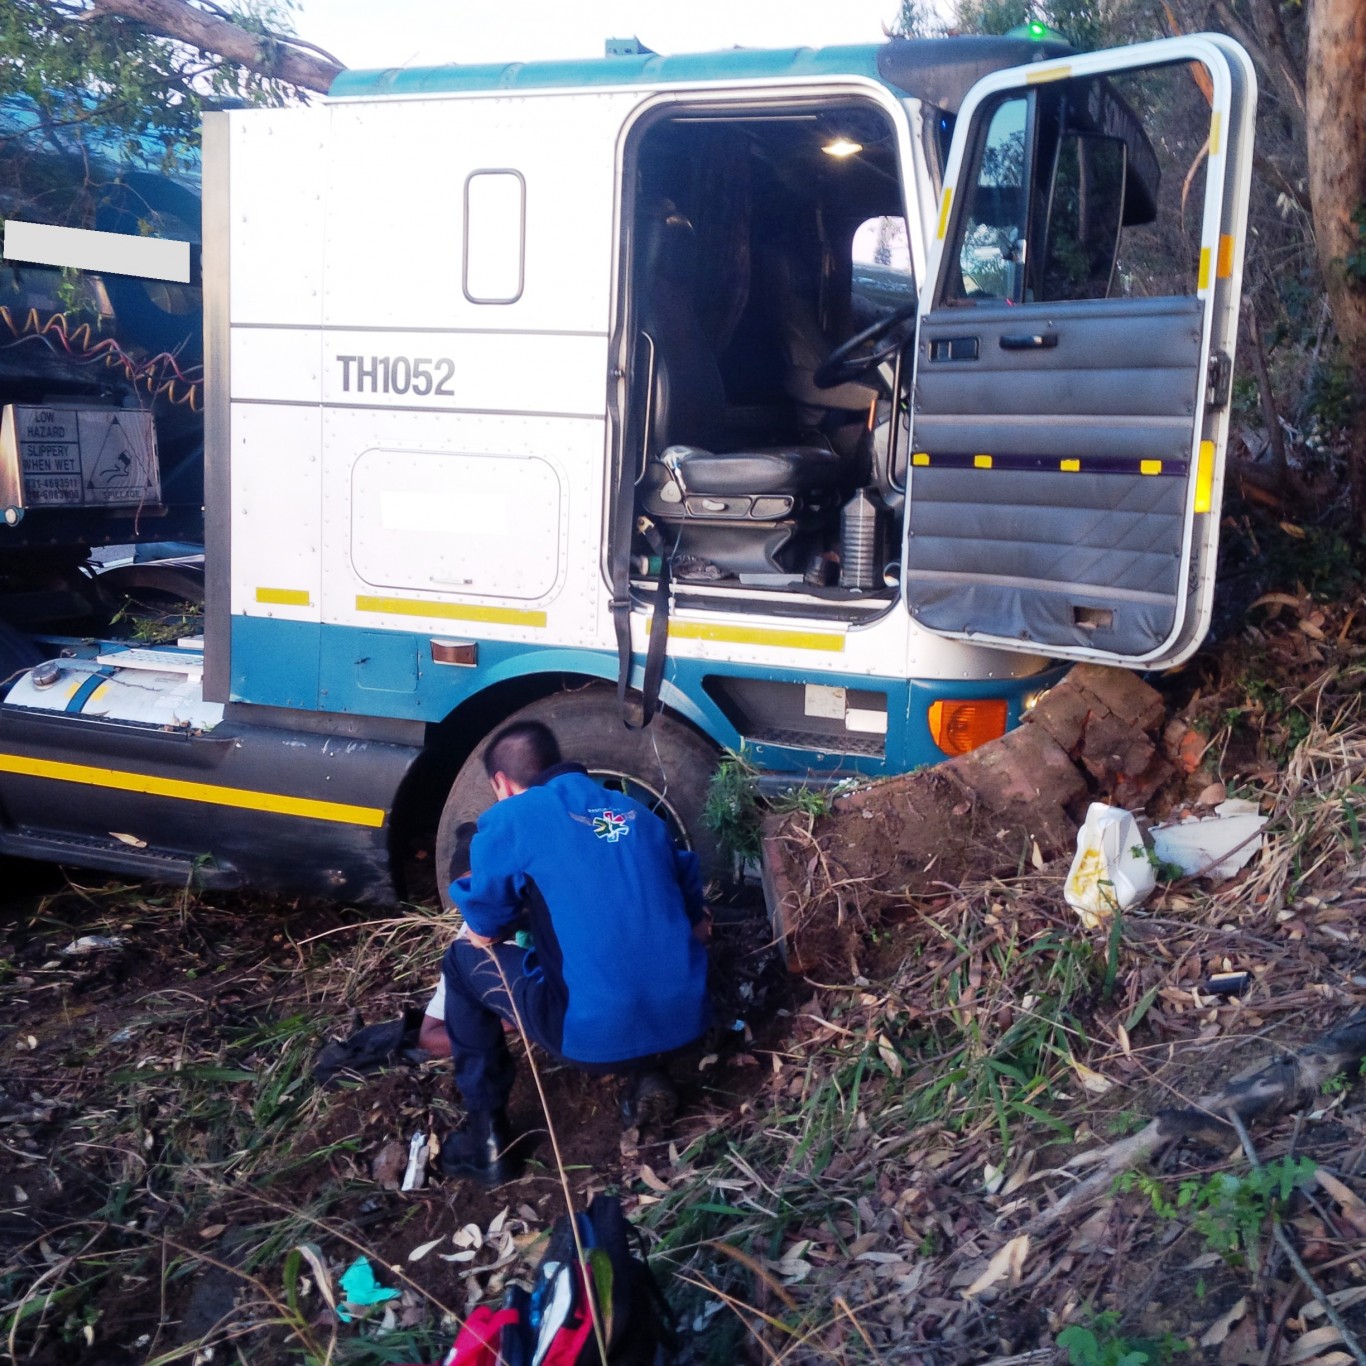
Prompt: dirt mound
<box><xmin>763</xmin><ymin>664</ymin><xmax>1185</xmax><ymax>972</ymax></box>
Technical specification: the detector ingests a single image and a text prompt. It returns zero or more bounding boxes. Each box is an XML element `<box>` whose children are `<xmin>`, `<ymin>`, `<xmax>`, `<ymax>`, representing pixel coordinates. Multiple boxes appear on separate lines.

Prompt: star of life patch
<box><xmin>590</xmin><ymin>809</ymin><xmax>630</xmax><ymax>842</ymax></box>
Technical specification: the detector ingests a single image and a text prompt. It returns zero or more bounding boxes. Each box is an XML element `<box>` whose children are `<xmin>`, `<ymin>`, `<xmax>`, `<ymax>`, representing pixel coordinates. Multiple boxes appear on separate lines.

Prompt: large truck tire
<box><xmin>434</xmin><ymin>688</ymin><xmax>721</xmax><ymax>907</ymax></box>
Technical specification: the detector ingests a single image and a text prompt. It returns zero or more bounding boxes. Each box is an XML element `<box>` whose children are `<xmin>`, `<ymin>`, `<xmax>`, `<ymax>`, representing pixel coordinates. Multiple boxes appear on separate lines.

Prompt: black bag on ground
<box><xmin>533</xmin><ymin>1193</ymin><xmax>676</xmax><ymax>1366</ymax></box>
<box><xmin>311</xmin><ymin>1006</ymin><xmax>429</xmax><ymax>1087</ymax></box>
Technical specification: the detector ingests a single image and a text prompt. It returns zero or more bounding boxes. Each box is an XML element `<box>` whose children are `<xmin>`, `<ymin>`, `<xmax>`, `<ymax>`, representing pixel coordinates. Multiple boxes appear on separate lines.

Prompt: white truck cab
<box><xmin>0</xmin><ymin>33</ymin><xmax>1255</xmax><ymax>898</ymax></box>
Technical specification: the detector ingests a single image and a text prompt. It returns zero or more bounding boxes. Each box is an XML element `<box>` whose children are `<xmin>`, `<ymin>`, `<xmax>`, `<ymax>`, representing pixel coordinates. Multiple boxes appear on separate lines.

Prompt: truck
<box><xmin>0</xmin><ymin>30</ymin><xmax>1256</xmax><ymax>902</ymax></box>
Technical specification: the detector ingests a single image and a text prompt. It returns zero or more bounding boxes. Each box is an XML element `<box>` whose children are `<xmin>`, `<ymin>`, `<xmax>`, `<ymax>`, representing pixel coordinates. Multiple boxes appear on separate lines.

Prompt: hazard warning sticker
<box><xmin>0</xmin><ymin>406</ymin><xmax>161</xmax><ymax>510</ymax></box>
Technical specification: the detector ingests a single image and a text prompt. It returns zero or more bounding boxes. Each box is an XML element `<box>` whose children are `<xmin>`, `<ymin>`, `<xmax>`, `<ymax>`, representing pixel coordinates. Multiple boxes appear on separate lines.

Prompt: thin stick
<box><xmin>486</xmin><ymin>945</ymin><xmax>612</xmax><ymax>1366</ymax></box>
<box><xmin>1259</xmin><ymin>1281</ymin><xmax>1302</xmax><ymax>1366</ymax></box>
<box><xmin>1225</xmin><ymin>1109</ymin><xmax>1366</xmax><ymax>1366</ymax></box>
<box><xmin>833</xmin><ymin>1294</ymin><xmax>885</xmax><ymax>1365</ymax></box>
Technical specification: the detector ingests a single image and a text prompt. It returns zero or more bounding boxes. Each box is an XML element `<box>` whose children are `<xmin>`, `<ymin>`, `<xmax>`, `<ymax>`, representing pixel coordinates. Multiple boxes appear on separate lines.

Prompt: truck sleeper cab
<box><xmin>0</xmin><ymin>35</ymin><xmax>1255</xmax><ymax>903</ymax></box>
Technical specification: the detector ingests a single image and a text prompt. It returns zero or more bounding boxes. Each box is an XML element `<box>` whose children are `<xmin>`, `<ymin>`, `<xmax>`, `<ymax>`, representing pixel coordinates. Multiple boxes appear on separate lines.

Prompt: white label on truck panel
<box><xmin>379</xmin><ymin>489</ymin><xmax>511</xmax><ymax>536</ymax></box>
<box><xmin>805</xmin><ymin>684</ymin><xmax>847</xmax><ymax>719</ymax></box>
<box><xmin>3</xmin><ymin>219</ymin><xmax>190</xmax><ymax>283</ymax></box>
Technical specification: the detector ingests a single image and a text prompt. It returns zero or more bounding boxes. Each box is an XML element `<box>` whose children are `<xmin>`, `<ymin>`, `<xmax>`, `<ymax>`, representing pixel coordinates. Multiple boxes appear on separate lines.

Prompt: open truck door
<box><xmin>902</xmin><ymin>35</ymin><xmax>1255</xmax><ymax>668</ymax></box>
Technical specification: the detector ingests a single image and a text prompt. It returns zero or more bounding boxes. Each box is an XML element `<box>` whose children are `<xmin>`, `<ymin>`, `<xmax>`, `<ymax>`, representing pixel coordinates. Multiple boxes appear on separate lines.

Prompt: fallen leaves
<box><xmin>1313</xmin><ymin>1169</ymin><xmax>1366</xmax><ymax>1237</ymax></box>
<box><xmin>369</xmin><ymin>1139</ymin><xmax>407</xmax><ymax>1191</ymax></box>
<box><xmin>1069</xmin><ymin>1058</ymin><xmax>1115</xmax><ymax>1095</ymax></box>
<box><xmin>406</xmin><ymin>1236</ymin><xmax>444</xmax><ymax>1262</ymax></box>
<box><xmin>638</xmin><ymin>1164</ymin><xmax>671</xmax><ymax>1194</ymax></box>
<box><xmin>961</xmin><ymin>1234</ymin><xmax>1030</xmax><ymax>1300</ymax></box>
<box><xmin>1199</xmin><ymin>1295</ymin><xmax>1248</xmax><ymax>1347</ymax></box>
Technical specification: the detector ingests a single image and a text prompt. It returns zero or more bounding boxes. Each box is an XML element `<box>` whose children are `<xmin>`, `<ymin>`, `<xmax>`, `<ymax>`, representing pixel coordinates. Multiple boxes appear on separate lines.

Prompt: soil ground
<box><xmin>0</xmin><ymin>873</ymin><xmax>787</xmax><ymax>1365</ymax></box>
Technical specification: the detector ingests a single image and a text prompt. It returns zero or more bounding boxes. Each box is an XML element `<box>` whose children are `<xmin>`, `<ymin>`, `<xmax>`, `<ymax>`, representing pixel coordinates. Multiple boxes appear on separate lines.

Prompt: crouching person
<box><xmin>439</xmin><ymin>719</ymin><xmax>710</xmax><ymax>1185</ymax></box>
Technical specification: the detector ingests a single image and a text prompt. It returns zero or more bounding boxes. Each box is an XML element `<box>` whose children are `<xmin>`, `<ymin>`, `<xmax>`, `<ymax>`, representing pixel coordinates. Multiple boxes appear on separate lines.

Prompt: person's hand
<box><xmin>692</xmin><ymin>908</ymin><xmax>713</xmax><ymax>944</ymax></box>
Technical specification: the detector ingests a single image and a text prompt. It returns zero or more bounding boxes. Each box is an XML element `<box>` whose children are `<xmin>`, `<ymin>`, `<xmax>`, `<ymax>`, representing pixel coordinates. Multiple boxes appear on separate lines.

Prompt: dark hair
<box><xmin>483</xmin><ymin>720</ymin><xmax>561</xmax><ymax>788</ymax></box>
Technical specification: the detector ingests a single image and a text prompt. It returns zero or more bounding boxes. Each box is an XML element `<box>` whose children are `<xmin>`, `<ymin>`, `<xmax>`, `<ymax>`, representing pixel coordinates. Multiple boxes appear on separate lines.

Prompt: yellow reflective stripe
<box><xmin>912</xmin><ymin>452</ymin><xmax>930</xmax><ymax>466</ymax></box>
<box><xmin>973</xmin><ymin>454</ymin><xmax>993</xmax><ymax>469</ymax></box>
<box><xmin>936</xmin><ymin>187</ymin><xmax>953</xmax><ymax>241</ymax></box>
<box><xmin>651</xmin><ymin>619</ymin><xmax>845</xmax><ymax>653</ymax></box>
<box><xmin>0</xmin><ymin>753</ymin><xmax>385</xmax><ymax>827</ymax></box>
<box><xmin>1217</xmin><ymin>234</ymin><xmax>1235</xmax><ymax>279</ymax></box>
<box><xmin>1197</xmin><ymin>246</ymin><xmax>1211</xmax><ymax>292</ymax></box>
<box><xmin>1194</xmin><ymin>440</ymin><xmax>1215</xmax><ymax>513</ymax></box>
<box><xmin>1026</xmin><ymin>64</ymin><xmax>1072</xmax><ymax>83</ymax></box>
<box><xmin>1210</xmin><ymin>110</ymin><xmax>1222</xmax><ymax>157</ymax></box>
<box><xmin>356</xmin><ymin>595</ymin><xmax>546</xmax><ymax>628</ymax></box>
<box><xmin>1140</xmin><ymin>459</ymin><xmax>1163</xmax><ymax>476</ymax></box>
<box><xmin>1060</xmin><ymin>459</ymin><xmax>1080</xmax><ymax>472</ymax></box>
<box><xmin>256</xmin><ymin>586</ymin><xmax>311</xmax><ymax>607</ymax></box>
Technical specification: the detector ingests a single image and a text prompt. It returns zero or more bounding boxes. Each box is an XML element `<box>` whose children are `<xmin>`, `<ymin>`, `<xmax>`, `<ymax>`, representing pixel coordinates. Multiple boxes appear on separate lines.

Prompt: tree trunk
<box><xmin>1305</xmin><ymin>0</ymin><xmax>1366</xmax><ymax>526</ymax></box>
<box><xmin>82</xmin><ymin>0</ymin><xmax>343</xmax><ymax>93</ymax></box>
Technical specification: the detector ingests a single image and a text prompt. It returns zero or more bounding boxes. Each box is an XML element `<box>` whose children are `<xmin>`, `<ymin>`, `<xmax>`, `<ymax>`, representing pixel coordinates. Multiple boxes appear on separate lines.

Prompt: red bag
<box><xmin>440</xmin><ymin>1305</ymin><xmax>523</xmax><ymax>1366</ymax></box>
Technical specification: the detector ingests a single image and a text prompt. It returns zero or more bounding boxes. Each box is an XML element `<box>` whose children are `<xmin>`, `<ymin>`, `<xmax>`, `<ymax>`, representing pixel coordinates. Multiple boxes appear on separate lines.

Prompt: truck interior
<box><xmin>620</xmin><ymin>96</ymin><xmax>916</xmax><ymax>620</ymax></box>
<box><xmin>617</xmin><ymin>66</ymin><xmax>1190</xmax><ymax>626</ymax></box>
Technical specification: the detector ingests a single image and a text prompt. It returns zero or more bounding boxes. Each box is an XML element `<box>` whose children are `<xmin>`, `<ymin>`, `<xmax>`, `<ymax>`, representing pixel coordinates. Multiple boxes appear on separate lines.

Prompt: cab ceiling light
<box><xmin>821</xmin><ymin>136</ymin><xmax>862</xmax><ymax>158</ymax></box>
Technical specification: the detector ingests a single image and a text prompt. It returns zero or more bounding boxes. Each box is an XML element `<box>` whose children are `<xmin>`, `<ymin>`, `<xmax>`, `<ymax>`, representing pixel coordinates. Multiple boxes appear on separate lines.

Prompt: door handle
<box><xmin>999</xmin><ymin>333</ymin><xmax>1059</xmax><ymax>350</ymax></box>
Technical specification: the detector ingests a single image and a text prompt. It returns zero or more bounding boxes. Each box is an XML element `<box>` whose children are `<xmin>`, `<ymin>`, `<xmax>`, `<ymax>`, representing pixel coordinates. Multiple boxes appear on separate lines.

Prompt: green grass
<box><xmin>702</xmin><ymin>748</ymin><xmax>841</xmax><ymax>873</ymax></box>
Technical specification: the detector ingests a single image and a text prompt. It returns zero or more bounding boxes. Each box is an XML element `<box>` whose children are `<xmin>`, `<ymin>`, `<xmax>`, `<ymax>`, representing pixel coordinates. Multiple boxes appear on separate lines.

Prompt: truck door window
<box><xmin>945</xmin><ymin>65</ymin><xmax>1203</xmax><ymax>307</ymax></box>
<box><xmin>463</xmin><ymin>170</ymin><xmax>526</xmax><ymax>304</ymax></box>
<box><xmin>952</xmin><ymin>97</ymin><xmax>1028</xmax><ymax>303</ymax></box>
<box><xmin>1039</xmin><ymin>132</ymin><xmax>1126</xmax><ymax>300</ymax></box>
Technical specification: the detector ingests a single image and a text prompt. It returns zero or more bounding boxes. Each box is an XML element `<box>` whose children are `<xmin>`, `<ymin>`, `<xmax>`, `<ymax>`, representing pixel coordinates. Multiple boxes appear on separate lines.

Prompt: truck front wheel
<box><xmin>434</xmin><ymin>689</ymin><xmax>721</xmax><ymax>907</ymax></box>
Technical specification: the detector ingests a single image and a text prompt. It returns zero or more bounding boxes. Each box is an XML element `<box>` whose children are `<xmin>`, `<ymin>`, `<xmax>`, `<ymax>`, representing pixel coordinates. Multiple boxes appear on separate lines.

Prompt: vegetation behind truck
<box><xmin>0</xmin><ymin>33</ymin><xmax>1256</xmax><ymax>901</ymax></box>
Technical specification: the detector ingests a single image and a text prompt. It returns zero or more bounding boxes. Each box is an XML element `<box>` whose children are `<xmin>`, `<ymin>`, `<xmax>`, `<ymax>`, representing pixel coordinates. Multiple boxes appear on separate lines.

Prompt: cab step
<box><xmin>0</xmin><ymin>827</ymin><xmax>241</xmax><ymax>888</ymax></box>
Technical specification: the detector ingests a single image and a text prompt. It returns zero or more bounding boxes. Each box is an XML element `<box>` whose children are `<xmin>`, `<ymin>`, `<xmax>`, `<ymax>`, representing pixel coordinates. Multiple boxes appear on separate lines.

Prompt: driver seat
<box><xmin>636</xmin><ymin>208</ymin><xmax>843</xmax><ymax>575</ymax></box>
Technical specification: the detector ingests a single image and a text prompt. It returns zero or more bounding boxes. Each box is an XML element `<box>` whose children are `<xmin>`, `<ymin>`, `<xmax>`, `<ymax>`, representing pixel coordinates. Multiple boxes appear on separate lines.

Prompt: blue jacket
<box><xmin>452</xmin><ymin>764</ymin><xmax>709</xmax><ymax>1063</ymax></box>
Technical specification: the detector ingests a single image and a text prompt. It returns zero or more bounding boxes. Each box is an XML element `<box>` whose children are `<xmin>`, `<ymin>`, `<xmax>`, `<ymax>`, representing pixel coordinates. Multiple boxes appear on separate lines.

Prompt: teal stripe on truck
<box><xmin>330</xmin><ymin>45</ymin><xmax>883</xmax><ymax>99</ymax></box>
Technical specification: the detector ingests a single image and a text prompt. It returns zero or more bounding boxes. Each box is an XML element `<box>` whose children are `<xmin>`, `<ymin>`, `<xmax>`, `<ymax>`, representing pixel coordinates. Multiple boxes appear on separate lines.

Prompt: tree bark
<box><xmin>1305</xmin><ymin>0</ymin><xmax>1366</xmax><ymax>525</ymax></box>
<box><xmin>79</xmin><ymin>0</ymin><xmax>343</xmax><ymax>93</ymax></box>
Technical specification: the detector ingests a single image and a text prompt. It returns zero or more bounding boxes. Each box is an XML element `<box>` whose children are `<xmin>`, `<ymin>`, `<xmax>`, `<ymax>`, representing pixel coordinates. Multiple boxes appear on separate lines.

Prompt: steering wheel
<box><xmin>813</xmin><ymin>299</ymin><xmax>919</xmax><ymax>391</ymax></box>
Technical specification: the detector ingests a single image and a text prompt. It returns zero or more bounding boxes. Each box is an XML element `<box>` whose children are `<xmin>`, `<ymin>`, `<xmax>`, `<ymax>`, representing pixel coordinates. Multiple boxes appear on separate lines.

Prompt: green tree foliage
<box><xmin>890</xmin><ymin>0</ymin><xmax>945</xmax><ymax>39</ymax></box>
<box><xmin>0</xmin><ymin>0</ymin><xmax>312</xmax><ymax>217</ymax></box>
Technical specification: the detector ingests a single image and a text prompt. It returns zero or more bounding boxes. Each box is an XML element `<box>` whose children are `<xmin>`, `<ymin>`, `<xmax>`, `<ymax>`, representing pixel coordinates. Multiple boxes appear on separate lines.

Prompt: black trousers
<box><xmin>440</xmin><ymin>937</ymin><xmax>682</xmax><ymax>1113</ymax></box>
<box><xmin>441</xmin><ymin>938</ymin><xmax>564</xmax><ymax>1112</ymax></box>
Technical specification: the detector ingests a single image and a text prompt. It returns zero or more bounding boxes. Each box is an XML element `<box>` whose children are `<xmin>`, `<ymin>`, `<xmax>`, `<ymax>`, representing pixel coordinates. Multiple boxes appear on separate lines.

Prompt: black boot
<box><xmin>438</xmin><ymin>1109</ymin><xmax>518</xmax><ymax>1185</ymax></box>
<box><xmin>619</xmin><ymin>1068</ymin><xmax>678</xmax><ymax>1130</ymax></box>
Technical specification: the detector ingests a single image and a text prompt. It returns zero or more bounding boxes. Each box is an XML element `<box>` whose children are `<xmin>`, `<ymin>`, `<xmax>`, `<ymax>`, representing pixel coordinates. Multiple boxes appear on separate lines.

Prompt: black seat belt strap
<box><xmin>612</xmin><ymin>513</ymin><xmax>672</xmax><ymax>732</ymax></box>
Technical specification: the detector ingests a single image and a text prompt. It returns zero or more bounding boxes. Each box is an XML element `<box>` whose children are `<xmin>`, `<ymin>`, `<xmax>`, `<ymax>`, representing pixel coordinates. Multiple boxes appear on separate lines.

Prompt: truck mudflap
<box><xmin>0</xmin><ymin>707</ymin><xmax>421</xmax><ymax>902</ymax></box>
